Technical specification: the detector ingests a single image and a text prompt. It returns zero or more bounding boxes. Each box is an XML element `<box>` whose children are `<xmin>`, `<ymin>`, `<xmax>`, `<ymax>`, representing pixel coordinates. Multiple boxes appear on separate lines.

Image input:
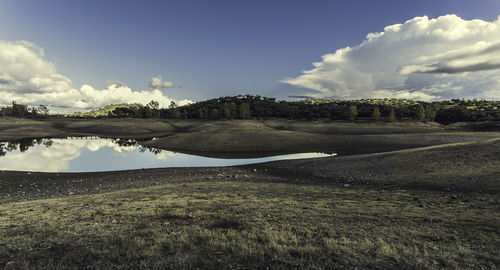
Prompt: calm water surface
<box><xmin>0</xmin><ymin>138</ymin><xmax>335</xmax><ymax>172</ymax></box>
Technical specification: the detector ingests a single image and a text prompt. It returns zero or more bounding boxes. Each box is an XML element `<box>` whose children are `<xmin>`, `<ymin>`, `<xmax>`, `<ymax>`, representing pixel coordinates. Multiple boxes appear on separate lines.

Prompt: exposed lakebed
<box><xmin>0</xmin><ymin>137</ymin><xmax>335</xmax><ymax>172</ymax></box>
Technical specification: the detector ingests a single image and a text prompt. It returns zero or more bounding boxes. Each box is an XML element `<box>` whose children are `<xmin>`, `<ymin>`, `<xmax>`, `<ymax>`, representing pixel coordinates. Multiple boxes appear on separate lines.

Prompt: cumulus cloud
<box><xmin>0</xmin><ymin>138</ymin><xmax>168</xmax><ymax>172</ymax></box>
<box><xmin>149</xmin><ymin>75</ymin><xmax>174</xmax><ymax>89</ymax></box>
<box><xmin>0</xmin><ymin>40</ymin><xmax>191</xmax><ymax>112</ymax></box>
<box><xmin>282</xmin><ymin>14</ymin><xmax>500</xmax><ymax>100</ymax></box>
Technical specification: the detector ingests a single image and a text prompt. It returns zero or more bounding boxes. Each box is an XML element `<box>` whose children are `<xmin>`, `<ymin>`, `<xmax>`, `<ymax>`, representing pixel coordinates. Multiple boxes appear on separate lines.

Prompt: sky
<box><xmin>0</xmin><ymin>0</ymin><xmax>500</xmax><ymax>112</ymax></box>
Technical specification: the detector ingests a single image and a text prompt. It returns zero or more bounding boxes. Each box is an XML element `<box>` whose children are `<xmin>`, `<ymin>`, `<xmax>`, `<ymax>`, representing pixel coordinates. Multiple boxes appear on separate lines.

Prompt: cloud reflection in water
<box><xmin>0</xmin><ymin>138</ymin><xmax>335</xmax><ymax>172</ymax></box>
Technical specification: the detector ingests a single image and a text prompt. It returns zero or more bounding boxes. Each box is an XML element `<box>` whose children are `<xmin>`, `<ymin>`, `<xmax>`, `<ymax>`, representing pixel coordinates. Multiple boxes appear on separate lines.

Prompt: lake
<box><xmin>0</xmin><ymin>137</ymin><xmax>335</xmax><ymax>172</ymax></box>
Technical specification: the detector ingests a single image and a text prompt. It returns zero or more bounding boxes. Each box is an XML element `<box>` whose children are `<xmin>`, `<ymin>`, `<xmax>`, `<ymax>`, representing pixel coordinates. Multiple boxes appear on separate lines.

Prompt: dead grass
<box><xmin>0</xmin><ymin>181</ymin><xmax>498</xmax><ymax>269</ymax></box>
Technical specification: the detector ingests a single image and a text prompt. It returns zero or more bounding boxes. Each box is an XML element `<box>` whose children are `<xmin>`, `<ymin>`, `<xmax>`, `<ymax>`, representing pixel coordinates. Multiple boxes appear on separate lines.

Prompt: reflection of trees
<box><xmin>0</xmin><ymin>143</ymin><xmax>5</xmax><ymax>157</ymax></box>
<box><xmin>0</xmin><ymin>137</ymin><xmax>163</xmax><ymax>157</ymax></box>
<box><xmin>112</xmin><ymin>138</ymin><xmax>138</xmax><ymax>147</ymax></box>
<box><xmin>113</xmin><ymin>138</ymin><xmax>163</xmax><ymax>155</ymax></box>
<box><xmin>138</xmin><ymin>146</ymin><xmax>162</xmax><ymax>155</ymax></box>
<box><xmin>0</xmin><ymin>138</ymin><xmax>53</xmax><ymax>157</ymax></box>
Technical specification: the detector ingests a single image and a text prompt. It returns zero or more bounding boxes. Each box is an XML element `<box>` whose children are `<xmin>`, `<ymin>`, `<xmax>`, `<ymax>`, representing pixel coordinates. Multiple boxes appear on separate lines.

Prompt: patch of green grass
<box><xmin>0</xmin><ymin>181</ymin><xmax>498</xmax><ymax>269</ymax></box>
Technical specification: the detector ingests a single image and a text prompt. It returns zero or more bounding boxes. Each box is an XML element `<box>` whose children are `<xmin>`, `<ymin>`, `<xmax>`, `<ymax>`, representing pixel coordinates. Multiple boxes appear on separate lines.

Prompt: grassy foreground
<box><xmin>1</xmin><ymin>181</ymin><xmax>498</xmax><ymax>269</ymax></box>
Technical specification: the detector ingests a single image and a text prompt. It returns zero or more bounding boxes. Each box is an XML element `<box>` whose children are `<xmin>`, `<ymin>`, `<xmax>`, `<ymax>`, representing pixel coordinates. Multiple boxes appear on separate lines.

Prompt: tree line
<box><xmin>128</xmin><ymin>95</ymin><xmax>500</xmax><ymax>124</ymax></box>
<box><xmin>0</xmin><ymin>101</ymin><xmax>49</xmax><ymax>118</ymax></box>
<box><xmin>4</xmin><ymin>96</ymin><xmax>500</xmax><ymax>123</ymax></box>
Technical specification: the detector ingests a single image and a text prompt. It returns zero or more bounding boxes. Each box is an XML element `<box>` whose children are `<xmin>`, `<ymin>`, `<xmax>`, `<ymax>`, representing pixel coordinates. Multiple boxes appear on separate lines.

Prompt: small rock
<box><xmin>344</xmin><ymin>184</ymin><xmax>350</xmax><ymax>187</ymax></box>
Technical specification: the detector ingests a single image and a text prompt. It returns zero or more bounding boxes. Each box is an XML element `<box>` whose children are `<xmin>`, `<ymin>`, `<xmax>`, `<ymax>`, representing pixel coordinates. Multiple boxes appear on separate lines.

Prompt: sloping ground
<box><xmin>0</xmin><ymin>119</ymin><xmax>62</xmax><ymax>140</ymax></box>
<box><xmin>145</xmin><ymin>128</ymin><xmax>500</xmax><ymax>156</ymax></box>
<box><xmin>263</xmin><ymin>119</ymin><xmax>447</xmax><ymax>134</ymax></box>
<box><xmin>59</xmin><ymin>119</ymin><xmax>177</xmax><ymax>137</ymax></box>
<box><xmin>0</xmin><ymin>118</ymin><xmax>177</xmax><ymax>140</ymax></box>
<box><xmin>256</xmin><ymin>138</ymin><xmax>500</xmax><ymax>193</ymax></box>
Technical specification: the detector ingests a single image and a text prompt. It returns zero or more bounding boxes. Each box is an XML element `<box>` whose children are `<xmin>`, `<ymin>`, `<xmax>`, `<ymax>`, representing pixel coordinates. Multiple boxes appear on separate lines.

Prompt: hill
<box><xmin>69</xmin><ymin>103</ymin><xmax>144</xmax><ymax>117</ymax></box>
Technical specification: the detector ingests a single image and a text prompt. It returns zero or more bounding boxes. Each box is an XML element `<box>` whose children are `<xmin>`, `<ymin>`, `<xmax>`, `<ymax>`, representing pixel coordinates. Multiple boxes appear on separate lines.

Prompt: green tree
<box><xmin>425</xmin><ymin>105</ymin><xmax>436</xmax><ymax>121</ymax></box>
<box><xmin>371</xmin><ymin>107</ymin><xmax>381</xmax><ymax>121</ymax></box>
<box><xmin>148</xmin><ymin>100</ymin><xmax>160</xmax><ymax>118</ymax></box>
<box><xmin>198</xmin><ymin>108</ymin><xmax>206</xmax><ymax>119</ymax></box>
<box><xmin>138</xmin><ymin>106</ymin><xmax>152</xmax><ymax>118</ymax></box>
<box><xmin>415</xmin><ymin>104</ymin><xmax>425</xmax><ymax>121</ymax></box>
<box><xmin>209</xmin><ymin>108</ymin><xmax>221</xmax><ymax>120</ymax></box>
<box><xmin>11</xmin><ymin>101</ymin><xmax>28</xmax><ymax>117</ymax></box>
<box><xmin>223</xmin><ymin>103</ymin><xmax>234</xmax><ymax>119</ymax></box>
<box><xmin>170</xmin><ymin>108</ymin><xmax>181</xmax><ymax>119</ymax></box>
<box><xmin>238</xmin><ymin>103</ymin><xmax>251</xmax><ymax>119</ymax></box>
<box><xmin>168</xmin><ymin>101</ymin><xmax>177</xmax><ymax>109</ymax></box>
<box><xmin>348</xmin><ymin>105</ymin><xmax>358</xmax><ymax>121</ymax></box>
<box><xmin>38</xmin><ymin>105</ymin><xmax>49</xmax><ymax>115</ymax></box>
<box><xmin>388</xmin><ymin>109</ymin><xmax>396</xmax><ymax>122</ymax></box>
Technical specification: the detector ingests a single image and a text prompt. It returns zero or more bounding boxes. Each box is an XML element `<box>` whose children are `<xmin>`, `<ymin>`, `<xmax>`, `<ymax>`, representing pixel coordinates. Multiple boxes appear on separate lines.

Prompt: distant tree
<box><xmin>148</xmin><ymin>100</ymin><xmax>160</xmax><ymax>110</ymax></box>
<box><xmin>209</xmin><ymin>108</ymin><xmax>221</xmax><ymax>120</ymax></box>
<box><xmin>238</xmin><ymin>103</ymin><xmax>251</xmax><ymax>119</ymax></box>
<box><xmin>172</xmin><ymin>108</ymin><xmax>182</xmax><ymax>119</ymax></box>
<box><xmin>371</xmin><ymin>107</ymin><xmax>381</xmax><ymax>121</ymax></box>
<box><xmin>11</xmin><ymin>101</ymin><xmax>28</xmax><ymax>117</ymax></box>
<box><xmin>223</xmin><ymin>103</ymin><xmax>232</xmax><ymax>119</ymax></box>
<box><xmin>148</xmin><ymin>100</ymin><xmax>160</xmax><ymax>118</ymax></box>
<box><xmin>169</xmin><ymin>107</ymin><xmax>181</xmax><ymax>119</ymax></box>
<box><xmin>198</xmin><ymin>108</ymin><xmax>206</xmax><ymax>119</ymax></box>
<box><xmin>415</xmin><ymin>104</ymin><xmax>426</xmax><ymax>121</ymax></box>
<box><xmin>223</xmin><ymin>102</ymin><xmax>237</xmax><ymax>119</ymax></box>
<box><xmin>138</xmin><ymin>106</ymin><xmax>152</xmax><ymax>118</ymax></box>
<box><xmin>348</xmin><ymin>105</ymin><xmax>358</xmax><ymax>121</ymax></box>
<box><xmin>168</xmin><ymin>101</ymin><xmax>177</xmax><ymax>109</ymax></box>
<box><xmin>388</xmin><ymin>109</ymin><xmax>396</xmax><ymax>122</ymax></box>
<box><xmin>229</xmin><ymin>102</ymin><xmax>237</xmax><ymax>118</ymax></box>
<box><xmin>425</xmin><ymin>105</ymin><xmax>436</xmax><ymax>121</ymax></box>
<box><xmin>145</xmin><ymin>106</ymin><xmax>153</xmax><ymax>118</ymax></box>
<box><xmin>37</xmin><ymin>105</ymin><xmax>49</xmax><ymax>116</ymax></box>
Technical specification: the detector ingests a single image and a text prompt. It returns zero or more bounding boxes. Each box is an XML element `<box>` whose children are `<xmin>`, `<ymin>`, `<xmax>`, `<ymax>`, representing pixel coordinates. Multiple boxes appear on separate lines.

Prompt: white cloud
<box><xmin>0</xmin><ymin>40</ymin><xmax>191</xmax><ymax>112</ymax></box>
<box><xmin>282</xmin><ymin>14</ymin><xmax>500</xmax><ymax>100</ymax></box>
<box><xmin>149</xmin><ymin>75</ymin><xmax>174</xmax><ymax>89</ymax></box>
<box><xmin>0</xmin><ymin>138</ymin><xmax>167</xmax><ymax>172</ymax></box>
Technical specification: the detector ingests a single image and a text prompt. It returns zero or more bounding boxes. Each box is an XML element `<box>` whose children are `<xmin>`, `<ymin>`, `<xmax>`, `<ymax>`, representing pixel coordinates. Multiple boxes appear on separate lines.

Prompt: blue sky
<box><xmin>0</xmin><ymin>0</ymin><xmax>500</xmax><ymax>110</ymax></box>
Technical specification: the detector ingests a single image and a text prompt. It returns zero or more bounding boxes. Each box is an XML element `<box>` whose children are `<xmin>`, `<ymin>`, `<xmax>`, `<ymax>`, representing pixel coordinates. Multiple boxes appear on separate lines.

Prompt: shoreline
<box><xmin>2</xmin><ymin>138</ymin><xmax>500</xmax><ymax>204</ymax></box>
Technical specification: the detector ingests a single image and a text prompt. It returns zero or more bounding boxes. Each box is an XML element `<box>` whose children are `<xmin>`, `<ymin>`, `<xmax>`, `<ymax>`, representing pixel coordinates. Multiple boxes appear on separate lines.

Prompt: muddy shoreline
<box><xmin>2</xmin><ymin>138</ymin><xmax>500</xmax><ymax>204</ymax></box>
<box><xmin>1</xmin><ymin>118</ymin><xmax>499</xmax><ymax>203</ymax></box>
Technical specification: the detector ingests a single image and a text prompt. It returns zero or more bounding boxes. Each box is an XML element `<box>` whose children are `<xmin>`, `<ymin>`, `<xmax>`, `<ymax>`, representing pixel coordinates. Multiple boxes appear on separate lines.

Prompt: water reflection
<box><xmin>0</xmin><ymin>138</ymin><xmax>335</xmax><ymax>172</ymax></box>
<box><xmin>0</xmin><ymin>137</ymin><xmax>160</xmax><ymax>157</ymax></box>
<box><xmin>0</xmin><ymin>138</ymin><xmax>52</xmax><ymax>156</ymax></box>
